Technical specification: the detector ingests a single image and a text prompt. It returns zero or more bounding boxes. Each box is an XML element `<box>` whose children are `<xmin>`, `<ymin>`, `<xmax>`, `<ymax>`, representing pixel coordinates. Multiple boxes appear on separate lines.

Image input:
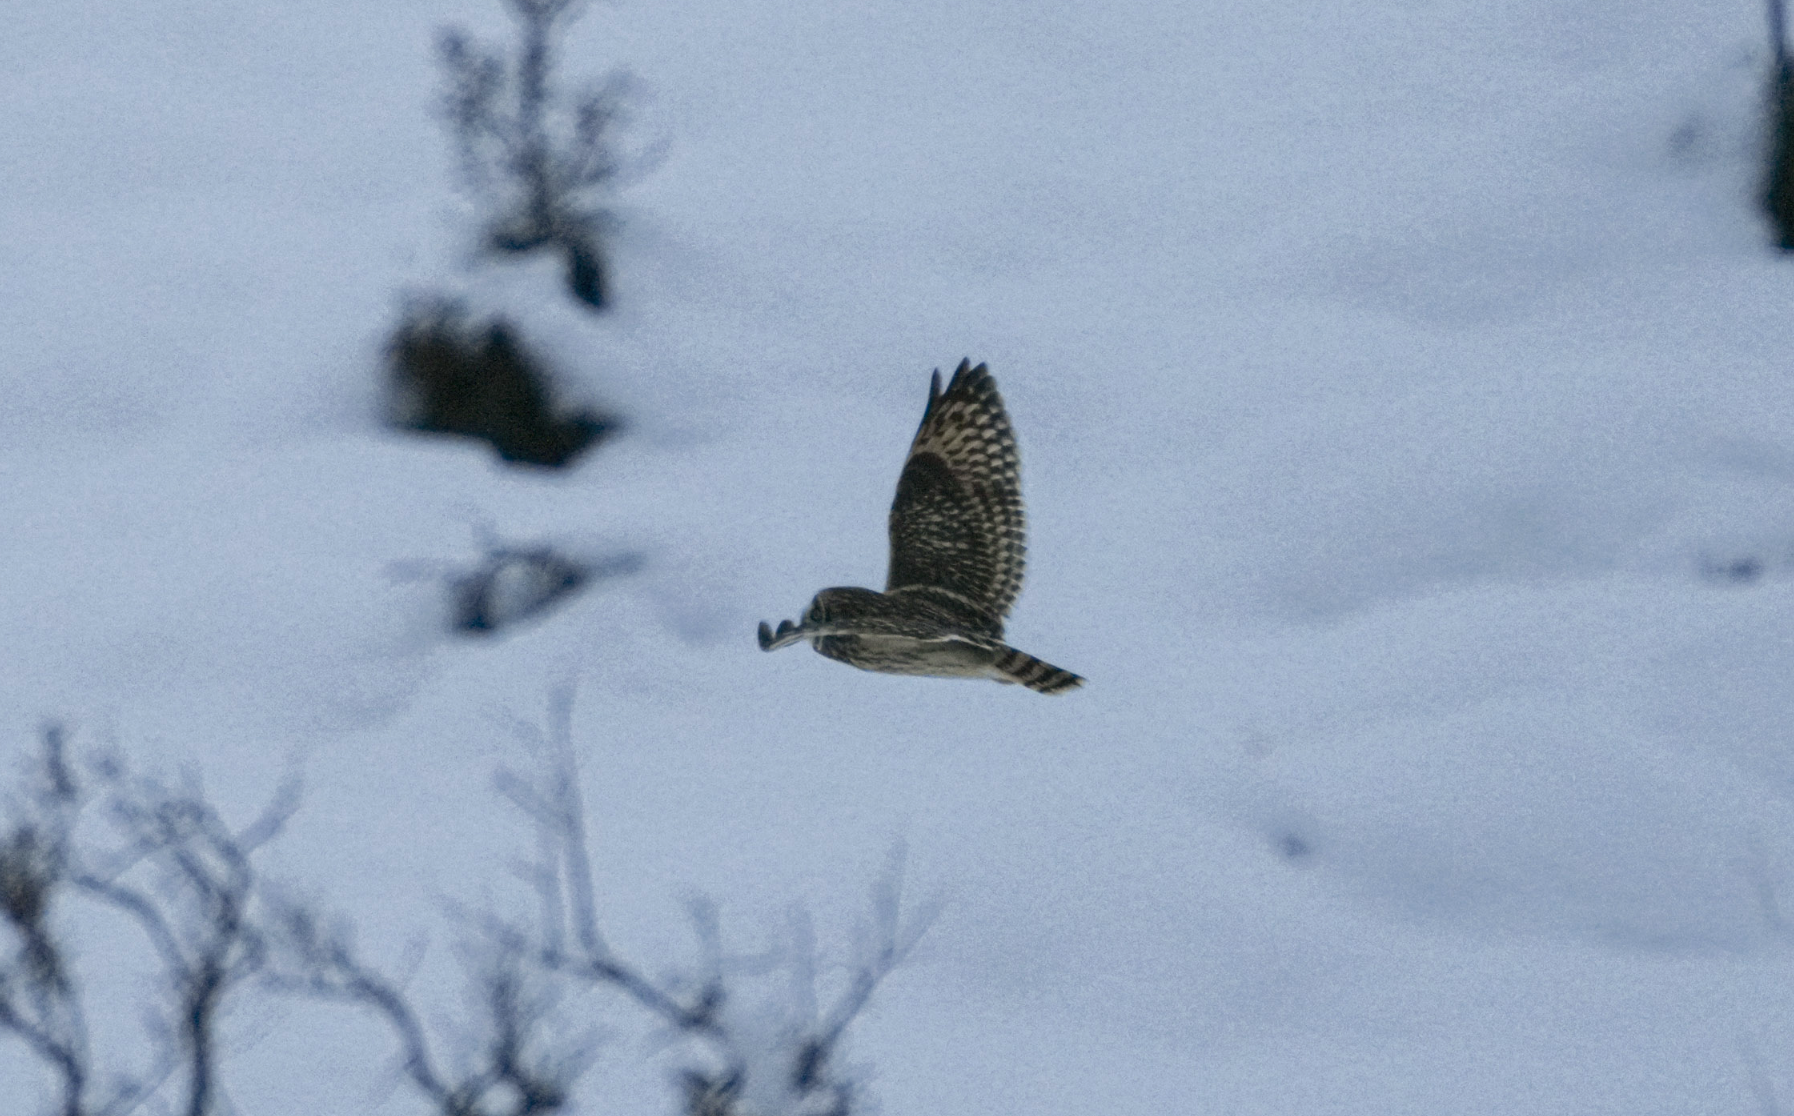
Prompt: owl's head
<box><xmin>759</xmin><ymin>589</ymin><xmax>880</xmax><ymax>653</ymax></box>
<box><xmin>804</xmin><ymin>586</ymin><xmax>884</xmax><ymax>633</ymax></box>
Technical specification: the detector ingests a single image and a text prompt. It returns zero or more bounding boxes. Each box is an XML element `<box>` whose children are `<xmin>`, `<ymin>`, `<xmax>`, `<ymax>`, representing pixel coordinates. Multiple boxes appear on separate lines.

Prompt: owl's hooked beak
<box><xmin>757</xmin><ymin>619</ymin><xmax>809</xmax><ymax>651</ymax></box>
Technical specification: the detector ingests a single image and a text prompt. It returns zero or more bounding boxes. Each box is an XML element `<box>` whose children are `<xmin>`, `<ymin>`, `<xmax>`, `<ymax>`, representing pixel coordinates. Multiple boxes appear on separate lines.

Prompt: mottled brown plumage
<box><xmin>758</xmin><ymin>361</ymin><xmax>1083</xmax><ymax>694</ymax></box>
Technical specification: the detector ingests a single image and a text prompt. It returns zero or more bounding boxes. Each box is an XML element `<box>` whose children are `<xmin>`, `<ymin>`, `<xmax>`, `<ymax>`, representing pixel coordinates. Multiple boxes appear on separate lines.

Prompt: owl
<box><xmin>758</xmin><ymin>361</ymin><xmax>1083</xmax><ymax>694</ymax></box>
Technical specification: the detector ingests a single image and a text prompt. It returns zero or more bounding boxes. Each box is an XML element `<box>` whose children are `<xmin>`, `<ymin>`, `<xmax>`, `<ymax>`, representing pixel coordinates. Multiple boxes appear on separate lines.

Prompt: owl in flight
<box><xmin>758</xmin><ymin>361</ymin><xmax>1084</xmax><ymax>694</ymax></box>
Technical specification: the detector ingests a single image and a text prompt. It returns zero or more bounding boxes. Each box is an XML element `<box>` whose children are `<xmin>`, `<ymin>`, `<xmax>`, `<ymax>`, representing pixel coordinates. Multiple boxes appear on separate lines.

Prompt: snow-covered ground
<box><xmin>7</xmin><ymin>0</ymin><xmax>1794</xmax><ymax>1111</ymax></box>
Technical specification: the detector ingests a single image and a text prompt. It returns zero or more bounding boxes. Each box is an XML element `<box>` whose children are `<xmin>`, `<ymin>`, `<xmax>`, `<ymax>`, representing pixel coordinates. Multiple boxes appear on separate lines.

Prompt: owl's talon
<box><xmin>757</xmin><ymin>621</ymin><xmax>775</xmax><ymax>650</ymax></box>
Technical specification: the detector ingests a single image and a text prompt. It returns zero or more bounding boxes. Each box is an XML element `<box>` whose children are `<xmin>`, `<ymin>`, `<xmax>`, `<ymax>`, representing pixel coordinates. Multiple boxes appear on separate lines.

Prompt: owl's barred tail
<box><xmin>992</xmin><ymin>647</ymin><xmax>1085</xmax><ymax>694</ymax></box>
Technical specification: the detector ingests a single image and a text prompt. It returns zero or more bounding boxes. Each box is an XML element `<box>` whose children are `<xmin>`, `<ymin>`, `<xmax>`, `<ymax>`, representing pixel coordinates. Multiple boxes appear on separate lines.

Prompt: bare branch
<box><xmin>40</xmin><ymin>725</ymin><xmax>78</xmax><ymax>804</ymax></box>
<box><xmin>0</xmin><ymin>727</ymin><xmax>93</xmax><ymax>1116</ymax></box>
<box><xmin>71</xmin><ymin>876</ymin><xmax>191</xmax><ymax>984</ymax></box>
<box><xmin>267</xmin><ymin>906</ymin><xmax>460</xmax><ymax>1110</ymax></box>
<box><xmin>236</xmin><ymin>777</ymin><xmax>302</xmax><ymax>856</ymax></box>
<box><xmin>0</xmin><ymin>986</ymin><xmax>87</xmax><ymax>1116</ymax></box>
<box><xmin>270</xmin><ymin>900</ymin><xmax>594</xmax><ymax>1116</ymax></box>
<box><xmin>3</xmin><ymin>728</ymin><xmax>289</xmax><ymax>1116</ymax></box>
<box><xmin>545</xmin><ymin>684</ymin><xmax>602</xmax><ymax>963</ymax></box>
<box><xmin>783</xmin><ymin>845</ymin><xmax>937</xmax><ymax>1113</ymax></box>
<box><xmin>490</xmin><ymin>690</ymin><xmax>932</xmax><ymax>1115</ymax></box>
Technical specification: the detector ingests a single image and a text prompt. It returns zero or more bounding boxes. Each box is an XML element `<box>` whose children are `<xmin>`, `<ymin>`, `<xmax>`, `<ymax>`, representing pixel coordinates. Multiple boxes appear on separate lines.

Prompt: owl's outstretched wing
<box><xmin>884</xmin><ymin>361</ymin><xmax>1027</xmax><ymax>623</ymax></box>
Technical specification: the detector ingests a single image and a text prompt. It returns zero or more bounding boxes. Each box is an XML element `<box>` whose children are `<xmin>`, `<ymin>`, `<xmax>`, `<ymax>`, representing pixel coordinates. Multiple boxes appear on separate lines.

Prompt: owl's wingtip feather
<box><xmin>944</xmin><ymin>358</ymin><xmax>986</xmax><ymax>389</ymax></box>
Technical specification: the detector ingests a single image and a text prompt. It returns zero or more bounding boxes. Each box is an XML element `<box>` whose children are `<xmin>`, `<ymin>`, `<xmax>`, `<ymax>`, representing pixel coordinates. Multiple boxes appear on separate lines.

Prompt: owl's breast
<box><xmin>813</xmin><ymin>633</ymin><xmax>1000</xmax><ymax>678</ymax></box>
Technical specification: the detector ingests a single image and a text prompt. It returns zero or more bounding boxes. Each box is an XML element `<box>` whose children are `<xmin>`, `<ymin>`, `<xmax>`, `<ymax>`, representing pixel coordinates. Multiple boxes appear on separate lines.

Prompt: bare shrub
<box><xmin>268</xmin><ymin>905</ymin><xmax>590</xmax><ymax>1116</ymax></box>
<box><xmin>494</xmin><ymin>686</ymin><xmax>938</xmax><ymax>1116</ymax></box>
<box><xmin>270</xmin><ymin>686</ymin><xmax>934</xmax><ymax>1116</ymax></box>
<box><xmin>7</xmin><ymin>700</ymin><xmax>929</xmax><ymax>1116</ymax></box>
<box><xmin>0</xmin><ymin>726</ymin><xmax>296</xmax><ymax>1116</ymax></box>
<box><xmin>439</xmin><ymin>0</ymin><xmax>659</xmax><ymax>309</ymax></box>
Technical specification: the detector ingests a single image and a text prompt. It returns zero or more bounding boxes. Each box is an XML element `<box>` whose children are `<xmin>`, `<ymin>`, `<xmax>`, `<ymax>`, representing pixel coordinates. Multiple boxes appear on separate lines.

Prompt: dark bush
<box><xmin>385</xmin><ymin>302</ymin><xmax>618</xmax><ymax>469</ymax></box>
